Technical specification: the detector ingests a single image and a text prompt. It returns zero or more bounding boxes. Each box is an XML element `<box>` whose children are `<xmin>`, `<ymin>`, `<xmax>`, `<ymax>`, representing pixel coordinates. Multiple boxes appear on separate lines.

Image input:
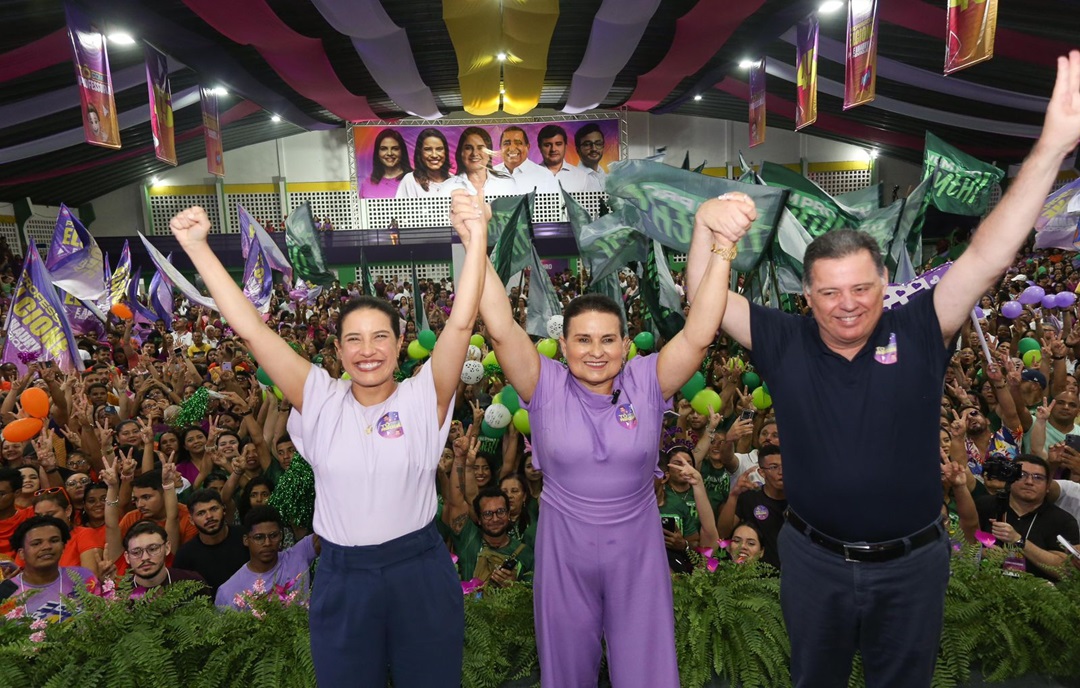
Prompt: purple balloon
<box><xmin>1042</xmin><ymin>293</ymin><xmax>1059</xmax><ymax>309</ymax></box>
<box><xmin>1018</xmin><ymin>285</ymin><xmax>1046</xmax><ymax>305</ymax></box>
<box><xmin>1056</xmin><ymin>292</ymin><xmax>1077</xmax><ymax>309</ymax></box>
<box><xmin>974</xmin><ymin>306</ymin><xmax>986</xmax><ymax>319</ymax></box>
<box><xmin>1001</xmin><ymin>300</ymin><xmax>1024</xmax><ymax>319</ymax></box>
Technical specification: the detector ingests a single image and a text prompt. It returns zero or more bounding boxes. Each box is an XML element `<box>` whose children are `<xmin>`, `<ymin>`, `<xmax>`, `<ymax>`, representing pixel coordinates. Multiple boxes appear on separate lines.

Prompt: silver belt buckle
<box><xmin>843</xmin><ymin>543</ymin><xmax>873</xmax><ymax>563</ymax></box>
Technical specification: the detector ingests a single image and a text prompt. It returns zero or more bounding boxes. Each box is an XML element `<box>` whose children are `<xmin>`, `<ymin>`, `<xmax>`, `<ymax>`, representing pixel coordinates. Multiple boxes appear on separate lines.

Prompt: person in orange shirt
<box><xmin>103</xmin><ymin>459</ymin><xmax>191</xmax><ymax>576</ymax></box>
<box><xmin>33</xmin><ymin>487</ymin><xmax>107</xmax><ymax>577</ymax></box>
<box><xmin>0</xmin><ymin>467</ymin><xmax>34</xmax><ymax>561</ymax></box>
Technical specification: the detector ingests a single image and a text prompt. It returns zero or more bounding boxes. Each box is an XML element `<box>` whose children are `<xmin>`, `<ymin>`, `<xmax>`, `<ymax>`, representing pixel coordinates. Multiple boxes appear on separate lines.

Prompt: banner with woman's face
<box><xmin>353</xmin><ymin>118</ymin><xmax>620</xmax><ymax>198</ymax></box>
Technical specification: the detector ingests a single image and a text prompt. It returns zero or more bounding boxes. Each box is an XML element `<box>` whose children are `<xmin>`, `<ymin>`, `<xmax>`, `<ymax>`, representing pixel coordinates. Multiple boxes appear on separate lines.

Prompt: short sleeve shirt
<box><xmin>287</xmin><ymin>364</ymin><xmax>453</xmax><ymax>545</ymax></box>
<box><xmin>449</xmin><ymin>519</ymin><xmax>534</xmax><ymax>581</ymax></box>
<box><xmin>974</xmin><ymin>496</ymin><xmax>1080</xmax><ymax>580</ymax></box>
<box><xmin>215</xmin><ymin>535</ymin><xmax>317</xmax><ymax>608</ymax></box>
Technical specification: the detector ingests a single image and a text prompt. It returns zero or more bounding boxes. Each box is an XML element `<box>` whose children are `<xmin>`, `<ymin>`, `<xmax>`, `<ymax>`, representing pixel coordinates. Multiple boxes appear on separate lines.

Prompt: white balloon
<box><xmin>484</xmin><ymin>403</ymin><xmax>512</xmax><ymax>429</ymax></box>
<box><xmin>460</xmin><ymin>360</ymin><xmax>485</xmax><ymax>385</ymax></box>
<box><xmin>466</xmin><ymin>345</ymin><xmax>483</xmax><ymax>362</ymax></box>
<box><xmin>546</xmin><ymin>315</ymin><xmax>564</xmax><ymax>339</ymax></box>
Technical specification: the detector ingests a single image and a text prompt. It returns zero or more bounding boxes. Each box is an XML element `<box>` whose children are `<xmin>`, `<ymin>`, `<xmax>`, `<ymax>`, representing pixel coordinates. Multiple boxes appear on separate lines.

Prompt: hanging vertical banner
<box><xmin>795</xmin><ymin>16</ymin><xmax>819</xmax><ymax>130</ymax></box>
<box><xmin>64</xmin><ymin>2</ymin><xmax>120</xmax><ymax>149</ymax></box>
<box><xmin>144</xmin><ymin>43</ymin><xmax>177</xmax><ymax>166</ymax></box>
<box><xmin>200</xmin><ymin>86</ymin><xmax>225</xmax><ymax>177</ymax></box>
<box><xmin>844</xmin><ymin>0</ymin><xmax>879</xmax><ymax>110</ymax></box>
<box><xmin>748</xmin><ymin>59</ymin><xmax>766</xmax><ymax>148</ymax></box>
<box><xmin>944</xmin><ymin>0</ymin><xmax>998</xmax><ymax>75</ymax></box>
<box><xmin>2</xmin><ymin>249</ymin><xmax>83</xmax><ymax>374</ymax></box>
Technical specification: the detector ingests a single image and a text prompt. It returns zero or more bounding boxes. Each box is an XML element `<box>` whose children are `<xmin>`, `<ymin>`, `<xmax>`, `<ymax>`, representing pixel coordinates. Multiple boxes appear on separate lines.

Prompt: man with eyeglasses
<box><xmin>974</xmin><ymin>455</ymin><xmax>1079</xmax><ymax>581</ymax></box>
<box><xmin>573</xmin><ymin>124</ymin><xmax>607</xmax><ymax>190</ymax></box>
<box><xmin>215</xmin><ymin>505</ymin><xmax>318</xmax><ymax>609</ymax></box>
<box><xmin>443</xmin><ymin>485</ymin><xmax>533</xmax><ymax>587</ymax></box>
<box><xmin>122</xmin><ymin>520</ymin><xmax>207</xmax><ymax>598</ymax></box>
<box><xmin>718</xmin><ymin>445</ymin><xmax>786</xmax><ymax>569</ymax></box>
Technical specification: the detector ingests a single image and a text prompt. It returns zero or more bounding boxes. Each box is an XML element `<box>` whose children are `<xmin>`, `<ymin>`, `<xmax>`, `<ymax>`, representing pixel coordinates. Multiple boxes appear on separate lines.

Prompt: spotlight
<box><xmin>107</xmin><ymin>32</ymin><xmax>136</xmax><ymax>45</ymax></box>
<box><xmin>211</xmin><ymin>86</ymin><xmax>229</xmax><ymax>97</ymax></box>
<box><xmin>150</xmin><ymin>177</ymin><xmax>159</xmax><ymax>186</ymax></box>
<box><xmin>271</xmin><ymin>115</ymin><xmax>281</xmax><ymax>122</ymax></box>
<box><xmin>694</xmin><ymin>94</ymin><xmax>702</xmax><ymax>101</ymax></box>
<box><xmin>496</xmin><ymin>52</ymin><xmax>507</xmax><ymax>62</ymax></box>
<box><xmin>819</xmin><ymin>0</ymin><xmax>845</xmax><ymax>13</ymax></box>
<box><xmin>738</xmin><ymin>59</ymin><xmax>757</xmax><ymax>69</ymax></box>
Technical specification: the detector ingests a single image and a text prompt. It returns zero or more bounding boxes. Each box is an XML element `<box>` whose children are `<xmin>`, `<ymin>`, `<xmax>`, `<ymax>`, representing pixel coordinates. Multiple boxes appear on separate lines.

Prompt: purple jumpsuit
<box><xmin>522</xmin><ymin>354</ymin><xmax>679</xmax><ymax>687</ymax></box>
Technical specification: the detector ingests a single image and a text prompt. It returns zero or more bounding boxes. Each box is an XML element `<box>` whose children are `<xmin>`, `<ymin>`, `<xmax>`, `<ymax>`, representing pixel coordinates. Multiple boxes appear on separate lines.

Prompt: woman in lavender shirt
<box><xmin>169</xmin><ymin>190</ymin><xmax>488</xmax><ymax>687</ymax></box>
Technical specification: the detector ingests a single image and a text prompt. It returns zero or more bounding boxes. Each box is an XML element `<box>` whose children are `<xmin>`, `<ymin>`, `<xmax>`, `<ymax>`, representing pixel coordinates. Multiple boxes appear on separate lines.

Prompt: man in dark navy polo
<box><xmin>686</xmin><ymin>50</ymin><xmax>1080</xmax><ymax>688</ymax></box>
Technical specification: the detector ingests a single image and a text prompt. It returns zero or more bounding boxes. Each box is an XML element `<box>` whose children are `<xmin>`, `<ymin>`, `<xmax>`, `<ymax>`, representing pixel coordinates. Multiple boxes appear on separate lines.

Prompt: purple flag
<box><xmin>109</xmin><ymin>240</ymin><xmax>132</xmax><ymax>307</ymax></box>
<box><xmin>128</xmin><ymin>267</ymin><xmax>157</xmax><ymax>325</ymax></box>
<box><xmin>64</xmin><ymin>2</ymin><xmax>120</xmax><ymax>150</ymax></box>
<box><xmin>3</xmin><ymin>248</ymin><xmax>83</xmax><ymax>374</ymax></box>
<box><xmin>138</xmin><ymin>233</ymin><xmax>218</xmax><ymax>311</ymax></box>
<box><xmin>883</xmin><ymin>262</ymin><xmax>952</xmax><ymax>310</ymax></box>
<box><xmin>45</xmin><ymin>204</ymin><xmax>107</xmax><ymax>302</ymax></box>
<box><xmin>242</xmin><ymin>240</ymin><xmax>273</xmax><ymax>313</ymax></box>
<box><xmin>238</xmin><ymin>203</ymin><xmax>292</xmax><ymax>282</ymax></box>
<box><xmin>149</xmin><ymin>257</ymin><xmax>174</xmax><ymax>328</ymax></box>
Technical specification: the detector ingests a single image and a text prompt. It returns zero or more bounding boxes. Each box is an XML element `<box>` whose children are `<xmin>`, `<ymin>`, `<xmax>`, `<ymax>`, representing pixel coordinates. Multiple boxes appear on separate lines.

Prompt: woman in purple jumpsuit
<box><xmin>455</xmin><ymin>192</ymin><xmax>756</xmax><ymax>686</ymax></box>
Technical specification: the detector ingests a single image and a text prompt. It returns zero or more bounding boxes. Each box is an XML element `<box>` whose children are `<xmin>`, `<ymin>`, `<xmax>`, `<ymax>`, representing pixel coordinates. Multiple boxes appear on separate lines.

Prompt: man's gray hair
<box><xmin>802</xmin><ymin>229</ymin><xmax>885</xmax><ymax>289</ymax></box>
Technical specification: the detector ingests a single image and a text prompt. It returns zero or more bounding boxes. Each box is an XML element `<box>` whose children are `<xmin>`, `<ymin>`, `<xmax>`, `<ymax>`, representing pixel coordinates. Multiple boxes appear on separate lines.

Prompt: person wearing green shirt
<box><xmin>443</xmin><ymin>469</ymin><xmax>533</xmax><ymax>585</ymax></box>
<box><xmin>658</xmin><ymin>448</ymin><xmax>719</xmax><ymax>573</ymax></box>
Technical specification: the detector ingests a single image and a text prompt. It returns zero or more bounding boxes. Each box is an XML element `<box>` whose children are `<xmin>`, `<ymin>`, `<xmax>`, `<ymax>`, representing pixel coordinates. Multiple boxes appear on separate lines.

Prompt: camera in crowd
<box><xmin>983</xmin><ymin>454</ymin><xmax>1022</xmax><ymax>483</ymax></box>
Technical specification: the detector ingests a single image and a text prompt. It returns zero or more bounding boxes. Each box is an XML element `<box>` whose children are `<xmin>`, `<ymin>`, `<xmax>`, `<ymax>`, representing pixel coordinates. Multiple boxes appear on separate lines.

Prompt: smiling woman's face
<box><xmin>421</xmin><ymin>136</ymin><xmax>446</xmax><ymax>173</ymax></box>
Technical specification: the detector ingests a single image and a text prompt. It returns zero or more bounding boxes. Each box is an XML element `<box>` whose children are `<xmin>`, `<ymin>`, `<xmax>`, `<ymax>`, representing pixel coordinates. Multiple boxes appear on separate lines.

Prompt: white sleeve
<box><xmin>1055</xmin><ymin>480</ymin><xmax>1080</xmax><ymax>524</ymax></box>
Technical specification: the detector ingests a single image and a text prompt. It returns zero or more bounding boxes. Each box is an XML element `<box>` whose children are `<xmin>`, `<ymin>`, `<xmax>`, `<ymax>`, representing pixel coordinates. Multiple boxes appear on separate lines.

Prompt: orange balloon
<box><xmin>20</xmin><ymin>387</ymin><xmax>49</xmax><ymax>419</ymax></box>
<box><xmin>111</xmin><ymin>303</ymin><xmax>133</xmax><ymax>320</ymax></box>
<box><xmin>3</xmin><ymin>417</ymin><xmax>43</xmax><ymax>443</ymax></box>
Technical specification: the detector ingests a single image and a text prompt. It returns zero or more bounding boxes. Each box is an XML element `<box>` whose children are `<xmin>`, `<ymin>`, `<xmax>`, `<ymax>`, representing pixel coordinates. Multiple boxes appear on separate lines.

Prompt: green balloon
<box><xmin>482</xmin><ymin>351</ymin><xmax>498</xmax><ymax>368</ymax></box>
<box><xmin>680</xmin><ymin>372</ymin><xmax>706</xmax><ymax>401</ymax></box>
<box><xmin>1017</xmin><ymin>337</ymin><xmax>1042</xmax><ymax>355</ymax></box>
<box><xmin>418</xmin><ymin>329</ymin><xmax>437</xmax><ymax>351</ymax></box>
<box><xmin>633</xmin><ymin>331</ymin><xmax>655</xmax><ymax>352</ymax></box>
<box><xmin>492</xmin><ymin>393</ymin><xmax>503</xmax><ymax>406</ymax></box>
<box><xmin>407</xmin><ymin>339</ymin><xmax>430</xmax><ymax>360</ymax></box>
<box><xmin>512</xmin><ymin>409</ymin><xmax>531</xmax><ymax>434</ymax></box>
<box><xmin>501</xmin><ymin>386</ymin><xmax>520</xmax><ymax>414</ymax></box>
<box><xmin>256</xmin><ymin>367</ymin><xmax>273</xmax><ymax>387</ymax></box>
<box><xmin>627</xmin><ymin>342</ymin><xmax>638</xmax><ymax>360</ymax></box>
<box><xmin>536</xmin><ymin>338</ymin><xmax>558</xmax><ymax>359</ymax></box>
<box><xmin>1023</xmin><ymin>350</ymin><xmax>1042</xmax><ymax>368</ymax></box>
<box><xmin>480</xmin><ymin>420</ymin><xmax>507</xmax><ymax>439</ymax></box>
<box><xmin>752</xmin><ymin>387</ymin><xmax>772</xmax><ymax>410</ymax></box>
<box><xmin>741</xmin><ymin>371</ymin><xmax>762</xmax><ymax>390</ymax></box>
<box><xmin>761</xmin><ymin>381</ymin><xmax>769</xmax><ymax>395</ymax></box>
<box><xmin>691</xmin><ymin>389</ymin><xmax>722</xmax><ymax>416</ymax></box>
<box><xmin>470</xmin><ymin>334</ymin><xmax>486</xmax><ymax>348</ymax></box>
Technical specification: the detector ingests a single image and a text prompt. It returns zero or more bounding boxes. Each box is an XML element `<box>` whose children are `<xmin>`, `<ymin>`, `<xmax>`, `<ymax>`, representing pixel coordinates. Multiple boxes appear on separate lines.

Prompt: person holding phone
<box><xmin>168</xmin><ymin>191</ymin><xmax>488</xmax><ymax>688</ymax></box>
<box><xmin>455</xmin><ymin>188</ymin><xmax>753</xmax><ymax>687</ymax></box>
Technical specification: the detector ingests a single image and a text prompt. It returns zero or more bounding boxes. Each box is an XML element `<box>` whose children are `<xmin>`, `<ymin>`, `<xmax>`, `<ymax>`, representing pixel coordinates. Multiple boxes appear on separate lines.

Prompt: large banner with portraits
<box><xmin>352</xmin><ymin>117</ymin><xmax>621</xmax><ymax>199</ymax></box>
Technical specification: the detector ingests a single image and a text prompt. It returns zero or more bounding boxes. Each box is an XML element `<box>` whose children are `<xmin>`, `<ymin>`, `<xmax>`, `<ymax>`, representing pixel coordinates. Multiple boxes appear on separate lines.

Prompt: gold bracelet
<box><xmin>711</xmin><ymin>244</ymin><xmax>738</xmax><ymax>261</ymax></box>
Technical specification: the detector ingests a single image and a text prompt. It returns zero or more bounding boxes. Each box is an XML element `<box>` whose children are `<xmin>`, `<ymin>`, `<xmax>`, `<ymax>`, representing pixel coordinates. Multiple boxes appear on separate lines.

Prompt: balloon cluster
<box><xmin>1017</xmin><ymin>337</ymin><xmax>1044</xmax><ymax>368</ymax></box>
<box><xmin>1001</xmin><ymin>289</ymin><xmax>1077</xmax><ymax>319</ymax></box>
<box><xmin>480</xmin><ymin>385</ymin><xmax>530</xmax><ymax>438</ymax></box>
<box><xmin>407</xmin><ymin>329</ymin><xmax>438</xmax><ymax>360</ymax></box>
<box><xmin>2</xmin><ymin>388</ymin><xmax>50</xmax><ymax>442</ymax></box>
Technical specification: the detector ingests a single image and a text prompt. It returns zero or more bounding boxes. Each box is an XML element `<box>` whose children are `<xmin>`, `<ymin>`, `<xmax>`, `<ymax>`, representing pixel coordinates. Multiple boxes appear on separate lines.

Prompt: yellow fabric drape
<box><xmin>443</xmin><ymin>0</ymin><xmax>559</xmax><ymax>116</ymax></box>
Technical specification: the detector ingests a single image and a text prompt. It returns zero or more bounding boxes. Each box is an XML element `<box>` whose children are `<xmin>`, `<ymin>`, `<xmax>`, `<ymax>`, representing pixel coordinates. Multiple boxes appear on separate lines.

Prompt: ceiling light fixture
<box><xmin>496</xmin><ymin>52</ymin><xmax>507</xmax><ymax>62</ymax></box>
<box><xmin>212</xmin><ymin>86</ymin><xmax>229</xmax><ymax>97</ymax></box>
<box><xmin>150</xmin><ymin>177</ymin><xmax>158</xmax><ymax>186</ymax></box>
<box><xmin>818</xmin><ymin>0</ymin><xmax>844</xmax><ymax>13</ymax></box>
<box><xmin>271</xmin><ymin>114</ymin><xmax>281</xmax><ymax>122</ymax></box>
<box><xmin>738</xmin><ymin>59</ymin><xmax>757</xmax><ymax>69</ymax></box>
<box><xmin>694</xmin><ymin>94</ymin><xmax>702</xmax><ymax>101</ymax></box>
<box><xmin>869</xmin><ymin>148</ymin><xmax>879</xmax><ymax>159</ymax></box>
<box><xmin>107</xmin><ymin>32</ymin><xmax>136</xmax><ymax>46</ymax></box>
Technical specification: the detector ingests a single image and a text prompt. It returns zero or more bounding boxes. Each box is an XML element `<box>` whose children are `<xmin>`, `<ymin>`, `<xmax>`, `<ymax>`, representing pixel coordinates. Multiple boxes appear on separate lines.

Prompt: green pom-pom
<box><xmin>175</xmin><ymin>387</ymin><xmax>210</xmax><ymax>427</ymax></box>
<box><xmin>268</xmin><ymin>453</ymin><xmax>315</xmax><ymax>530</ymax></box>
<box><xmin>483</xmin><ymin>363</ymin><xmax>503</xmax><ymax>379</ymax></box>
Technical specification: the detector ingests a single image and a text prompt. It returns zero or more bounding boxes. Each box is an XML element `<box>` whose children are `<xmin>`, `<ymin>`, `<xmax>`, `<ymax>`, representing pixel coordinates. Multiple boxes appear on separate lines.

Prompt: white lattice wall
<box><xmin>355</xmin><ymin>263</ymin><xmax>453</xmax><ymax>287</ymax></box>
<box><xmin>289</xmin><ymin>190</ymin><xmax>356</xmax><ymax>231</ymax></box>
<box><xmin>149</xmin><ymin>193</ymin><xmax>221</xmax><ymax>235</ymax></box>
<box><xmin>807</xmin><ymin>168</ymin><xmax>873</xmax><ymax>196</ymax></box>
<box><xmin>24</xmin><ymin>216</ymin><xmax>57</xmax><ymax>254</ymax></box>
<box><xmin>361</xmin><ymin>191</ymin><xmax>605</xmax><ymax>230</ymax></box>
<box><xmin>0</xmin><ymin>220</ymin><xmax>17</xmax><ymax>254</ymax></box>
<box><xmin>226</xmin><ymin>193</ymin><xmax>281</xmax><ymax>235</ymax></box>
<box><xmin>985</xmin><ymin>183</ymin><xmax>1003</xmax><ymax>215</ymax></box>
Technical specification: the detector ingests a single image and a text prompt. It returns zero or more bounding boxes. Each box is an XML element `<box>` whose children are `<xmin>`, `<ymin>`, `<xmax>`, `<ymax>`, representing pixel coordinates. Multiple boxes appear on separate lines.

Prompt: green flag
<box><xmin>410</xmin><ymin>257</ymin><xmax>429</xmax><ymax>331</ymax></box>
<box><xmin>489</xmin><ymin>194</ymin><xmax>535</xmax><ymax>283</ymax></box>
<box><xmin>562</xmin><ymin>189</ymin><xmax>628</xmax><ymax>324</ymax></box>
<box><xmin>359</xmin><ymin>248</ymin><xmax>374</xmax><ymax>297</ymax></box>
<box><xmin>922</xmin><ymin>132</ymin><xmax>1004</xmax><ymax>216</ymax></box>
<box><xmin>524</xmin><ymin>247</ymin><xmax>563</xmax><ymax>339</ymax></box>
<box><xmin>638</xmin><ymin>240</ymin><xmax>686</xmax><ymax>341</ymax></box>
<box><xmin>758</xmin><ymin>161</ymin><xmax>858</xmax><ymax>237</ymax></box>
<box><xmin>285</xmin><ymin>202</ymin><xmax>336</xmax><ymax>287</ymax></box>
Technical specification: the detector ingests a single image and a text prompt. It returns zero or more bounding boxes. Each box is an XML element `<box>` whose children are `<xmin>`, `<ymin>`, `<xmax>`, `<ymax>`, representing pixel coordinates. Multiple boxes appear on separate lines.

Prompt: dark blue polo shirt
<box><xmin>748</xmin><ymin>288</ymin><xmax>952</xmax><ymax>542</ymax></box>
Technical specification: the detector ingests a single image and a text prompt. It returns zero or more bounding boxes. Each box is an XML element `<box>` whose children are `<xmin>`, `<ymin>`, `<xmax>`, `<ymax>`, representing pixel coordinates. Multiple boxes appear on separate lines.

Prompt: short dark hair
<box><xmin>123</xmin><ymin>519</ymin><xmax>167</xmax><ymax>550</ymax></box>
<box><xmin>758</xmin><ymin>444</ymin><xmax>781</xmax><ymax>465</ymax></box>
<box><xmin>574</xmin><ymin>123</ymin><xmax>603</xmax><ymax>149</ymax></box>
<box><xmin>563</xmin><ymin>294</ymin><xmax>626</xmax><ymax>338</ymax></box>
<box><xmin>243</xmin><ymin>504</ymin><xmax>284</xmax><ymax>534</ymax></box>
<box><xmin>275</xmin><ymin>434</ymin><xmax>294</xmax><ymax>448</ymax></box>
<box><xmin>732</xmin><ymin>519</ymin><xmax>767</xmax><ymax>554</ymax></box>
<box><xmin>337</xmin><ymin>297</ymin><xmax>401</xmax><ymax>339</ymax></box>
<box><xmin>802</xmin><ymin>229</ymin><xmax>885</xmax><ymax>290</ymax></box>
<box><xmin>501</xmin><ymin>126</ymin><xmax>529</xmax><ymax>146</ymax></box>
<box><xmin>131</xmin><ymin>469</ymin><xmax>163</xmax><ymax>493</ymax></box>
<box><xmin>1017</xmin><ymin>453</ymin><xmax>1050</xmax><ymax>475</ymax></box>
<box><xmin>186</xmin><ymin>488</ymin><xmax>224</xmax><ymax>512</ymax></box>
<box><xmin>537</xmin><ymin>124</ymin><xmax>567</xmax><ymax>145</ymax></box>
<box><xmin>0</xmin><ymin>466</ymin><xmax>23</xmax><ymax>492</ymax></box>
<box><xmin>11</xmin><ymin>514</ymin><xmax>70</xmax><ymax>553</ymax></box>
<box><xmin>473</xmin><ymin>485</ymin><xmax>509</xmax><ymax>517</ymax></box>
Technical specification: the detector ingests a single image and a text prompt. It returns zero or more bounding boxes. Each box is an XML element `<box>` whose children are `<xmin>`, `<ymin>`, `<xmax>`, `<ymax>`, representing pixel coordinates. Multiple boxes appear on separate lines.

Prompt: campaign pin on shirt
<box><xmin>376</xmin><ymin>411</ymin><xmax>404</xmax><ymax>439</ymax></box>
<box><xmin>874</xmin><ymin>332</ymin><xmax>898</xmax><ymax>365</ymax></box>
<box><xmin>615</xmin><ymin>403</ymin><xmax>638</xmax><ymax>430</ymax></box>
<box><xmin>753</xmin><ymin>504</ymin><xmax>770</xmax><ymax>521</ymax></box>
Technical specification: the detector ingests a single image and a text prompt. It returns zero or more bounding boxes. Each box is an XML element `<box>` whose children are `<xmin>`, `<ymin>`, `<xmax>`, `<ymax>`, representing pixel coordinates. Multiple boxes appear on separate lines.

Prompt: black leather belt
<box><xmin>785</xmin><ymin>509</ymin><xmax>941</xmax><ymax>563</ymax></box>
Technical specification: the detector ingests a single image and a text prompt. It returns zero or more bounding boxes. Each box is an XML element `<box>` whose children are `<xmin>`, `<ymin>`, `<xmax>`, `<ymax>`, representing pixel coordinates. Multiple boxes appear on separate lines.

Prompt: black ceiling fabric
<box><xmin>0</xmin><ymin>0</ymin><xmax>1072</xmax><ymax>207</ymax></box>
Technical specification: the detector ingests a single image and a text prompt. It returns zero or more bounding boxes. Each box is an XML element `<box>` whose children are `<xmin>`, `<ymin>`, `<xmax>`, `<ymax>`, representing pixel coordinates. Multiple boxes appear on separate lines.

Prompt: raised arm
<box><xmin>935</xmin><ymin>52</ymin><xmax>1080</xmax><ymax>341</ymax></box>
<box><xmin>657</xmin><ymin>196</ymin><xmax>755</xmax><ymax>399</ymax></box>
<box><xmin>169</xmin><ymin>207</ymin><xmax>311</xmax><ymax>411</ymax></box>
<box><xmin>431</xmin><ymin>190</ymin><xmax>488</xmax><ymax>426</ymax></box>
<box><xmin>686</xmin><ymin>198</ymin><xmax>755</xmax><ymax>350</ymax></box>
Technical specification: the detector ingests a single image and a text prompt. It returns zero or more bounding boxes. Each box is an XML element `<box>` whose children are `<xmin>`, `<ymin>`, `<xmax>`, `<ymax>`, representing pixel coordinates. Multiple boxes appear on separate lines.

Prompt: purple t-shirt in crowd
<box><xmin>214</xmin><ymin>535</ymin><xmax>317</xmax><ymax>609</ymax></box>
<box><xmin>521</xmin><ymin>354</ymin><xmax>671</xmax><ymax>523</ymax></box>
<box><xmin>8</xmin><ymin>566</ymin><xmax>97</xmax><ymax>621</ymax></box>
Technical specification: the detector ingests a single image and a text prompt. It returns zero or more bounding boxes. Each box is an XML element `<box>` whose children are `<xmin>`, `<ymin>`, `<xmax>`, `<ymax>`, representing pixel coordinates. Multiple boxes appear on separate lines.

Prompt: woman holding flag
<box><xmin>168</xmin><ymin>194</ymin><xmax>488</xmax><ymax>687</ymax></box>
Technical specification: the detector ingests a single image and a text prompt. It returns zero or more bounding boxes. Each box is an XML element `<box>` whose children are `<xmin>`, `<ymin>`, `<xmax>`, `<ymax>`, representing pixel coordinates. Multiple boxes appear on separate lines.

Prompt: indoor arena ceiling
<box><xmin>0</xmin><ymin>0</ymin><xmax>1076</xmax><ymax>206</ymax></box>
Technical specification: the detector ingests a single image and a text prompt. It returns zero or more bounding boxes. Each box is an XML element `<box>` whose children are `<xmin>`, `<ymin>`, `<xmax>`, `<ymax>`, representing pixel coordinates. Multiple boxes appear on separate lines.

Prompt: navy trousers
<box><xmin>309</xmin><ymin>523</ymin><xmax>464</xmax><ymax>687</ymax></box>
<box><xmin>778</xmin><ymin>521</ymin><xmax>950</xmax><ymax>688</ymax></box>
